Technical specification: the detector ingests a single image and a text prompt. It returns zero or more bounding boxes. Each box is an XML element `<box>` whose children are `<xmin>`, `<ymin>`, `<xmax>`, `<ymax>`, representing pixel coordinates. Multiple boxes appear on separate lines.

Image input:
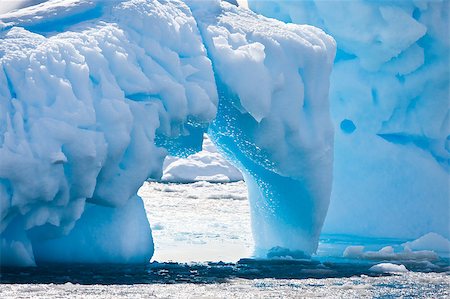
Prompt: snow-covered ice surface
<box><xmin>1</xmin><ymin>182</ymin><xmax>449</xmax><ymax>297</ymax></box>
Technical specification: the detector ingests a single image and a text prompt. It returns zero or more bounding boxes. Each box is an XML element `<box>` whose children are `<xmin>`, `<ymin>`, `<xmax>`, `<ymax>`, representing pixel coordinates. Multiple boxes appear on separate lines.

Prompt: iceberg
<box><xmin>249</xmin><ymin>0</ymin><xmax>450</xmax><ymax>239</ymax></box>
<box><xmin>0</xmin><ymin>0</ymin><xmax>336</xmax><ymax>266</ymax></box>
<box><xmin>369</xmin><ymin>263</ymin><xmax>409</xmax><ymax>274</ymax></box>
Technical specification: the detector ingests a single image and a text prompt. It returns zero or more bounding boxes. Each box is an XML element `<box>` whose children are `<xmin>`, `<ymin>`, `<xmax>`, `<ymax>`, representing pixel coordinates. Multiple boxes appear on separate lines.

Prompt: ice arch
<box><xmin>0</xmin><ymin>0</ymin><xmax>335</xmax><ymax>266</ymax></box>
<box><xmin>189</xmin><ymin>4</ymin><xmax>335</xmax><ymax>256</ymax></box>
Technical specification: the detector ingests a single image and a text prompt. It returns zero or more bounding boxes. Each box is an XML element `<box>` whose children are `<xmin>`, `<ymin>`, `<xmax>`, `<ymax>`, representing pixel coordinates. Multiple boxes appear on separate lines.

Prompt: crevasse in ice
<box><xmin>249</xmin><ymin>0</ymin><xmax>450</xmax><ymax>239</ymax></box>
<box><xmin>0</xmin><ymin>0</ymin><xmax>335</xmax><ymax>266</ymax></box>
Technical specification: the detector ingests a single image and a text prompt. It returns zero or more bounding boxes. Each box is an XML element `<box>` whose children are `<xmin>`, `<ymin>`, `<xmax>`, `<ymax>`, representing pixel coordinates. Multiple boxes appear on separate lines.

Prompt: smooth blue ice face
<box><xmin>31</xmin><ymin>195</ymin><xmax>154</xmax><ymax>264</ymax></box>
<box><xmin>248</xmin><ymin>0</ymin><xmax>450</xmax><ymax>239</ymax></box>
<box><xmin>208</xmin><ymin>86</ymin><xmax>329</xmax><ymax>256</ymax></box>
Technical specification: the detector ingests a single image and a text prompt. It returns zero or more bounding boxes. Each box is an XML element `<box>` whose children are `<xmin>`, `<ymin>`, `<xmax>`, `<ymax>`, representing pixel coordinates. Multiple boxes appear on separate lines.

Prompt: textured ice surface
<box><xmin>249</xmin><ymin>0</ymin><xmax>450</xmax><ymax>239</ymax></box>
<box><xmin>190</xmin><ymin>1</ymin><xmax>335</xmax><ymax>256</ymax></box>
<box><xmin>0</xmin><ymin>0</ymin><xmax>217</xmax><ymax>266</ymax></box>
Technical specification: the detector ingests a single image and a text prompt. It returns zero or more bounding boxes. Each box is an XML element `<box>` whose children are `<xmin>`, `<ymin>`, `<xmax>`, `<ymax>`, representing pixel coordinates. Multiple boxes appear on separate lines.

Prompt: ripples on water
<box><xmin>1</xmin><ymin>256</ymin><xmax>448</xmax><ymax>284</ymax></box>
<box><xmin>1</xmin><ymin>259</ymin><xmax>449</xmax><ymax>298</ymax></box>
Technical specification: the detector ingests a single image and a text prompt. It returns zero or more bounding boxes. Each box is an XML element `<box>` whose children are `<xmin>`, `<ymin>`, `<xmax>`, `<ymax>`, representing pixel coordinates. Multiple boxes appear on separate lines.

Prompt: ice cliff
<box><xmin>0</xmin><ymin>0</ymin><xmax>335</xmax><ymax>266</ymax></box>
<box><xmin>249</xmin><ymin>0</ymin><xmax>450</xmax><ymax>239</ymax></box>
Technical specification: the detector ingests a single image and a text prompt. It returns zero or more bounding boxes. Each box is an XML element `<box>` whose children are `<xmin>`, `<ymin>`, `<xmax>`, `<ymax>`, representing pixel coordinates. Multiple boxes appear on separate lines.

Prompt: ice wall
<box><xmin>0</xmin><ymin>0</ymin><xmax>217</xmax><ymax>266</ymax></box>
<box><xmin>248</xmin><ymin>0</ymin><xmax>450</xmax><ymax>238</ymax></box>
<box><xmin>189</xmin><ymin>1</ymin><xmax>336</xmax><ymax>256</ymax></box>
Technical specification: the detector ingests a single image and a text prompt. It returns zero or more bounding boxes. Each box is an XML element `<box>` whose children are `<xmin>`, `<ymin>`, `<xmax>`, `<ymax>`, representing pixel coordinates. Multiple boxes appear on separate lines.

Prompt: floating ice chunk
<box><xmin>266</xmin><ymin>246</ymin><xmax>310</xmax><ymax>260</ymax></box>
<box><xmin>369</xmin><ymin>263</ymin><xmax>408</xmax><ymax>274</ymax></box>
<box><xmin>342</xmin><ymin>246</ymin><xmax>365</xmax><ymax>258</ymax></box>
<box><xmin>343</xmin><ymin>246</ymin><xmax>438</xmax><ymax>262</ymax></box>
<box><xmin>403</xmin><ymin>233</ymin><xmax>450</xmax><ymax>255</ymax></box>
<box><xmin>194</xmin><ymin>174</ymin><xmax>231</xmax><ymax>183</ymax></box>
<box><xmin>162</xmin><ymin>135</ymin><xmax>243</xmax><ymax>183</ymax></box>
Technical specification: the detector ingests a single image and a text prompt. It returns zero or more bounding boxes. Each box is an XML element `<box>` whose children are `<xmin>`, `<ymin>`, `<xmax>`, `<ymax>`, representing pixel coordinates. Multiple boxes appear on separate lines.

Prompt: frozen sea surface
<box><xmin>1</xmin><ymin>182</ymin><xmax>449</xmax><ymax>297</ymax></box>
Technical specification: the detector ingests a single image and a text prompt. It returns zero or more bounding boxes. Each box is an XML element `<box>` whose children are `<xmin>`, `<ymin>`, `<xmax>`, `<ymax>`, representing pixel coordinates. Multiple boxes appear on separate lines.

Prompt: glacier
<box><xmin>0</xmin><ymin>0</ymin><xmax>335</xmax><ymax>266</ymax></box>
<box><xmin>249</xmin><ymin>0</ymin><xmax>450</xmax><ymax>239</ymax></box>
